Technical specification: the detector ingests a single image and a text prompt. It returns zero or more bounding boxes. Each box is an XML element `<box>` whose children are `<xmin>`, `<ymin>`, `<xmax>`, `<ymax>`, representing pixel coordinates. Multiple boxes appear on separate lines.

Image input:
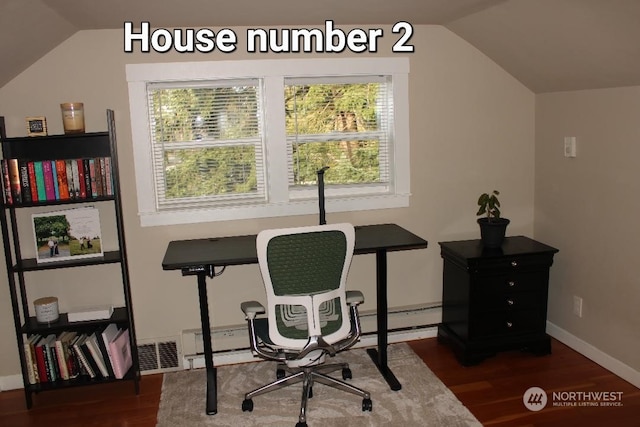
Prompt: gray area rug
<box><xmin>156</xmin><ymin>342</ymin><xmax>481</xmax><ymax>426</ymax></box>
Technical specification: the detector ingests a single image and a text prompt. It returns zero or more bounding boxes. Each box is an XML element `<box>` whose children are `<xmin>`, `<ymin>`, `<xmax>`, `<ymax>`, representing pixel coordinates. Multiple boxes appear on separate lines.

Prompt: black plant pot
<box><xmin>477</xmin><ymin>217</ymin><xmax>510</xmax><ymax>248</ymax></box>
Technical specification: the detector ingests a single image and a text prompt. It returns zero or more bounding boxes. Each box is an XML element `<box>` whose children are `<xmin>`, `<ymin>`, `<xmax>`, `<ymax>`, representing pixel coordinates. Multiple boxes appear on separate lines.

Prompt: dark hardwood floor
<box><xmin>409</xmin><ymin>337</ymin><xmax>640</xmax><ymax>427</ymax></box>
<box><xmin>1</xmin><ymin>337</ymin><xmax>638</xmax><ymax>426</ymax></box>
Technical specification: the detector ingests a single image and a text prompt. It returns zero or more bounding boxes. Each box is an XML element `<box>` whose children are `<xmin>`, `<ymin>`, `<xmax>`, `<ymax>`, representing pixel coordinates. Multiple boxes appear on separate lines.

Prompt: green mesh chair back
<box><xmin>257</xmin><ymin>223</ymin><xmax>355</xmax><ymax>349</ymax></box>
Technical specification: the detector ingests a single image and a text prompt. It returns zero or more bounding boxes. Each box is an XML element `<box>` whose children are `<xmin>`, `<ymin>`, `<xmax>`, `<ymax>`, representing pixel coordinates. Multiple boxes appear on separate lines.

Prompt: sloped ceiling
<box><xmin>1</xmin><ymin>0</ymin><xmax>640</xmax><ymax>93</ymax></box>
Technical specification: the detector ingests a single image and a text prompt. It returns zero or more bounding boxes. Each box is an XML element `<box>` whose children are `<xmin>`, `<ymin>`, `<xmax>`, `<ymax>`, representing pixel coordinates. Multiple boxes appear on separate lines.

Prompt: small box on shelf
<box><xmin>67</xmin><ymin>305</ymin><xmax>114</xmax><ymax>322</ymax></box>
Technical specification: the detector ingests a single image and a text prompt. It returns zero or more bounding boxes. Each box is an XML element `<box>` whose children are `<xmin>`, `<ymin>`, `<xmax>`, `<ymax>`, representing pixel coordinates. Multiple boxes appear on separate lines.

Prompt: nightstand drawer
<box><xmin>472</xmin><ymin>310</ymin><xmax>543</xmax><ymax>338</ymax></box>
<box><xmin>474</xmin><ymin>291</ymin><xmax>543</xmax><ymax>312</ymax></box>
<box><xmin>474</xmin><ymin>270</ymin><xmax>548</xmax><ymax>293</ymax></box>
<box><xmin>469</xmin><ymin>253</ymin><xmax>554</xmax><ymax>273</ymax></box>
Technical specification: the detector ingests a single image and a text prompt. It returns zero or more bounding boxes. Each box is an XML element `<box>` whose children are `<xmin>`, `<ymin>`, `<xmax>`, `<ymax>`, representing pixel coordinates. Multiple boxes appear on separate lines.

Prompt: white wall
<box><xmin>536</xmin><ymin>86</ymin><xmax>640</xmax><ymax>371</ymax></box>
<box><xmin>0</xmin><ymin>25</ymin><xmax>535</xmax><ymax>378</ymax></box>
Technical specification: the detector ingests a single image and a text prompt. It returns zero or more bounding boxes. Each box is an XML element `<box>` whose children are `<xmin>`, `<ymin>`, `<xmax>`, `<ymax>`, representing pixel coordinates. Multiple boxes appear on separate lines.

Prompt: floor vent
<box><xmin>137</xmin><ymin>338</ymin><xmax>181</xmax><ymax>373</ymax></box>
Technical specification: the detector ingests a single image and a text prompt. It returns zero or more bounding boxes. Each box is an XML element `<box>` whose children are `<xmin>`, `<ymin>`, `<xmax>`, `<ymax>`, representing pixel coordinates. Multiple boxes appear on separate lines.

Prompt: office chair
<box><xmin>240</xmin><ymin>223</ymin><xmax>372</xmax><ymax>427</ymax></box>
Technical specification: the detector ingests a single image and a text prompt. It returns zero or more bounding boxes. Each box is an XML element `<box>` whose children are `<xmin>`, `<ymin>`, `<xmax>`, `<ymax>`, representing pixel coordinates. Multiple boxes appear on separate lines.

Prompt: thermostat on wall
<box><xmin>564</xmin><ymin>136</ymin><xmax>577</xmax><ymax>158</ymax></box>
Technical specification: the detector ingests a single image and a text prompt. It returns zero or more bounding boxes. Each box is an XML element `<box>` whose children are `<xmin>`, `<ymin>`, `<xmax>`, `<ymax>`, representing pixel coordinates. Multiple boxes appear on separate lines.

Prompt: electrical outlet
<box><xmin>573</xmin><ymin>296</ymin><xmax>583</xmax><ymax>317</ymax></box>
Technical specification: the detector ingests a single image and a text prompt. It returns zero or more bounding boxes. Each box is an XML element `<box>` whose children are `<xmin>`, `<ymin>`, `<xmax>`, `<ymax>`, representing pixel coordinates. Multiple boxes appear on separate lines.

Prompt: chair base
<box><xmin>242</xmin><ymin>362</ymin><xmax>372</xmax><ymax>426</ymax></box>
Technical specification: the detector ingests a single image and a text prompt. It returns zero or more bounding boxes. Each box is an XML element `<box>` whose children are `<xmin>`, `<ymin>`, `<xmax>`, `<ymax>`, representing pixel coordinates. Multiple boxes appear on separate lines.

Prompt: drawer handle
<box><xmin>508</xmin><ymin>281</ymin><xmax>516</xmax><ymax>287</ymax></box>
<box><xmin>511</xmin><ymin>261</ymin><xmax>518</xmax><ymax>267</ymax></box>
<box><xmin>506</xmin><ymin>321</ymin><xmax>513</xmax><ymax>328</ymax></box>
<box><xmin>507</xmin><ymin>299</ymin><xmax>515</xmax><ymax>306</ymax></box>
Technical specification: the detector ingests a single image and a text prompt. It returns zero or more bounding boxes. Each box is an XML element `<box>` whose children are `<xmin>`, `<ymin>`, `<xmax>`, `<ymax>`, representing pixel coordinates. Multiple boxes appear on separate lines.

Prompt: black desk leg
<box><xmin>366</xmin><ymin>249</ymin><xmax>402</xmax><ymax>391</ymax></box>
<box><xmin>197</xmin><ymin>272</ymin><xmax>218</xmax><ymax>415</ymax></box>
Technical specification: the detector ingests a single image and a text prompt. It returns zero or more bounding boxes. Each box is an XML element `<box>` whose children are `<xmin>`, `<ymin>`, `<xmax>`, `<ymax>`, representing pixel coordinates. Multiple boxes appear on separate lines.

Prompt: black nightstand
<box><xmin>437</xmin><ymin>236</ymin><xmax>559</xmax><ymax>366</ymax></box>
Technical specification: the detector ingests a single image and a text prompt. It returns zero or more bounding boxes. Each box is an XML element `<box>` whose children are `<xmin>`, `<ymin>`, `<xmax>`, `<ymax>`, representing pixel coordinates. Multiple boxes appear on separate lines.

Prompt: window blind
<box><xmin>146</xmin><ymin>80</ymin><xmax>265</xmax><ymax>209</ymax></box>
<box><xmin>284</xmin><ymin>76</ymin><xmax>391</xmax><ymax>192</ymax></box>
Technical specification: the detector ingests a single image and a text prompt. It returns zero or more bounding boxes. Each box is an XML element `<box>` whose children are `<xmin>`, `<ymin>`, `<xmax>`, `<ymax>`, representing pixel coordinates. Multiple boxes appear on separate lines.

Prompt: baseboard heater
<box><xmin>182</xmin><ymin>303</ymin><xmax>442</xmax><ymax>369</ymax></box>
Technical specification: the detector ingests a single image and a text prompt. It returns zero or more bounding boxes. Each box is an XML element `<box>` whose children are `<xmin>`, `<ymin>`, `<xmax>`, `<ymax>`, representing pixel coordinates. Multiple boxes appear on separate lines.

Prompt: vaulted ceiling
<box><xmin>2</xmin><ymin>0</ymin><xmax>640</xmax><ymax>93</ymax></box>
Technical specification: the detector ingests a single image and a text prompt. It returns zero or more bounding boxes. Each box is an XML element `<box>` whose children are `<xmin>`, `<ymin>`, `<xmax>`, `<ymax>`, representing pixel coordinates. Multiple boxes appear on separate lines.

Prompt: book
<box><xmin>55</xmin><ymin>159</ymin><xmax>70</xmax><ymax>200</ymax></box>
<box><xmin>24</xmin><ymin>334</ymin><xmax>41</xmax><ymax>384</ymax></box>
<box><xmin>33</xmin><ymin>161</ymin><xmax>46</xmax><ymax>202</ymax></box>
<box><xmin>89</xmin><ymin>159</ymin><xmax>98</xmax><ymax>197</ymax></box>
<box><xmin>68</xmin><ymin>305</ymin><xmax>113</xmax><ymax>322</ymax></box>
<box><xmin>72</xmin><ymin>334</ymin><xmax>96</xmax><ymax>378</ymax></box>
<box><xmin>83</xmin><ymin>159</ymin><xmax>92</xmax><ymax>198</ymax></box>
<box><xmin>28</xmin><ymin>162</ymin><xmax>38</xmax><ymax>202</ymax></box>
<box><xmin>42</xmin><ymin>160</ymin><xmax>56</xmax><ymax>200</ymax></box>
<box><xmin>66</xmin><ymin>334</ymin><xmax>83</xmax><ymax>379</ymax></box>
<box><xmin>80</xmin><ymin>336</ymin><xmax>101</xmax><ymax>377</ymax></box>
<box><xmin>77</xmin><ymin>159</ymin><xmax>87</xmax><ymax>199</ymax></box>
<box><xmin>94</xmin><ymin>158</ymin><xmax>103</xmax><ymax>197</ymax></box>
<box><xmin>104</xmin><ymin>157</ymin><xmax>113</xmax><ymax>196</ymax></box>
<box><xmin>2</xmin><ymin>159</ymin><xmax>13</xmax><ymax>205</ymax></box>
<box><xmin>34</xmin><ymin>336</ymin><xmax>49</xmax><ymax>383</ymax></box>
<box><xmin>71</xmin><ymin>159</ymin><xmax>80</xmax><ymax>199</ymax></box>
<box><xmin>54</xmin><ymin>331</ymin><xmax>77</xmax><ymax>380</ymax></box>
<box><xmin>18</xmin><ymin>160</ymin><xmax>31</xmax><ymax>203</ymax></box>
<box><xmin>100</xmin><ymin>323</ymin><xmax>120</xmax><ymax>377</ymax></box>
<box><xmin>43</xmin><ymin>333</ymin><xmax>58</xmax><ymax>382</ymax></box>
<box><xmin>85</xmin><ymin>332</ymin><xmax>110</xmax><ymax>378</ymax></box>
<box><xmin>51</xmin><ymin>160</ymin><xmax>60</xmax><ymax>200</ymax></box>
<box><xmin>8</xmin><ymin>158</ymin><xmax>21</xmax><ymax>204</ymax></box>
<box><xmin>109</xmin><ymin>328</ymin><xmax>133</xmax><ymax>379</ymax></box>
<box><xmin>65</xmin><ymin>160</ymin><xmax>75</xmax><ymax>199</ymax></box>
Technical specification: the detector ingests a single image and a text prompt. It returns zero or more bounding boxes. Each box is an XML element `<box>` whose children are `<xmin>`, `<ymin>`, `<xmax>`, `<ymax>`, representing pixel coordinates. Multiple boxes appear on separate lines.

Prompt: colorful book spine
<box><xmin>42</xmin><ymin>160</ymin><xmax>56</xmax><ymax>201</ymax></box>
<box><xmin>2</xmin><ymin>159</ymin><xmax>13</xmax><ymax>205</ymax></box>
<box><xmin>83</xmin><ymin>159</ymin><xmax>92</xmax><ymax>199</ymax></box>
<box><xmin>56</xmin><ymin>160</ymin><xmax>70</xmax><ymax>200</ymax></box>
<box><xmin>71</xmin><ymin>160</ymin><xmax>80</xmax><ymax>199</ymax></box>
<box><xmin>109</xmin><ymin>328</ymin><xmax>132</xmax><ymax>379</ymax></box>
<box><xmin>65</xmin><ymin>160</ymin><xmax>75</xmax><ymax>199</ymax></box>
<box><xmin>77</xmin><ymin>159</ymin><xmax>86</xmax><ymax>199</ymax></box>
<box><xmin>104</xmin><ymin>157</ymin><xmax>113</xmax><ymax>196</ymax></box>
<box><xmin>28</xmin><ymin>162</ymin><xmax>38</xmax><ymax>202</ymax></box>
<box><xmin>51</xmin><ymin>160</ymin><xmax>60</xmax><ymax>200</ymax></box>
<box><xmin>33</xmin><ymin>161</ymin><xmax>47</xmax><ymax>202</ymax></box>
<box><xmin>89</xmin><ymin>159</ymin><xmax>98</xmax><ymax>197</ymax></box>
<box><xmin>19</xmin><ymin>160</ymin><xmax>31</xmax><ymax>203</ymax></box>
<box><xmin>8</xmin><ymin>158</ymin><xmax>21</xmax><ymax>204</ymax></box>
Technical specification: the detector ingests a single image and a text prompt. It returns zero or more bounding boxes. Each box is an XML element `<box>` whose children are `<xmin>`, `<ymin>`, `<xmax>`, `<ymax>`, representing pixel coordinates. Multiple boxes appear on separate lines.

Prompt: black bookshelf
<box><xmin>0</xmin><ymin>110</ymin><xmax>139</xmax><ymax>408</ymax></box>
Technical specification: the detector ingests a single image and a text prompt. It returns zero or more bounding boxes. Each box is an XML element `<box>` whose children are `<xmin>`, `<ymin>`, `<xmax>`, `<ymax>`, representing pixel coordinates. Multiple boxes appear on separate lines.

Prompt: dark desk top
<box><xmin>162</xmin><ymin>223</ymin><xmax>428</xmax><ymax>270</ymax></box>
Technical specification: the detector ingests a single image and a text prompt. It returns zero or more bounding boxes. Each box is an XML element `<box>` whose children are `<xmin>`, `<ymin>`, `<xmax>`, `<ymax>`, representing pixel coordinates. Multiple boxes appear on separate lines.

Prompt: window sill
<box><xmin>139</xmin><ymin>194</ymin><xmax>410</xmax><ymax>227</ymax></box>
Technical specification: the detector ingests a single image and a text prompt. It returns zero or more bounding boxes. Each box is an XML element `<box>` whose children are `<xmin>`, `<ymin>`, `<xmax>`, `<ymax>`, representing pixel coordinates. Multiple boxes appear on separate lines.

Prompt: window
<box><xmin>127</xmin><ymin>58</ymin><xmax>410</xmax><ymax>226</ymax></box>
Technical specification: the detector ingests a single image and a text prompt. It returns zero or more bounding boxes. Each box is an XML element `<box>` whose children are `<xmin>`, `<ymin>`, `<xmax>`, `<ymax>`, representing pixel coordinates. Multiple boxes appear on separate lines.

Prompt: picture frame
<box><xmin>32</xmin><ymin>206</ymin><xmax>103</xmax><ymax>263</ymax></box>
<box><xmin>26</xmin><ymin>116</ymin><xmax>48</xmax><ymax>137</ymax></box>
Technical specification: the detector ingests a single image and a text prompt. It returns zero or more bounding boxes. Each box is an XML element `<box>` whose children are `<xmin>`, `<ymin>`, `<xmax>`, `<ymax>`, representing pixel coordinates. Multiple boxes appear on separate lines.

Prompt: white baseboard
<box><xmin>0</xmin><ymin>374</ymin><xmax>23</xmax><ymax>392</ymax></box>
<box><xmin>546</xmin><ymin>321</ymin><xmax>640</xmax><ymax>389</ymax></box>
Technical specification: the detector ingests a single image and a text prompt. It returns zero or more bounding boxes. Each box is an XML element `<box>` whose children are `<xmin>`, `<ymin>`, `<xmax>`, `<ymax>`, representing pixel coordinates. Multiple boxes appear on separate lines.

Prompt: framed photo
<box><xmin>26</xmin><ymin>116</ymin><xmax>48</xmax><ymax>136</ymax></box>
<box><xmin>32</xmin><ymin>207</ymin><xmax>103</xmax><ymax>263</ymax></box>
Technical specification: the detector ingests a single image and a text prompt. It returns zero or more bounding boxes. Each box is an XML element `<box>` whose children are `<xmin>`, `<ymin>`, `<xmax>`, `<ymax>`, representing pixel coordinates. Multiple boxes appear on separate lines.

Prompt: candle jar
<box><xmin>60</xmin><ymin>102</ymin><xmax>85</xmax><ymax>134</ymax></box>
<box><xmin>34</xmin><ymin>296</ymin><xmax>59</xmax><ymax>323</ymax></box>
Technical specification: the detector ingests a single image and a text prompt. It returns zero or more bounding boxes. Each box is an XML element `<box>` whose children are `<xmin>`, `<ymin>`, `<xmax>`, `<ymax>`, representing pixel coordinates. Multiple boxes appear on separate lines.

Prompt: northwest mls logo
<box><xmin>523</xmin><ymin>386</ymin><xmax>548</xmax><ymax>411</ymax></box>
<box><xmin>523</xmin><ymin>386</ymin><xmax>624</xmax><ymax>411</ymax></box>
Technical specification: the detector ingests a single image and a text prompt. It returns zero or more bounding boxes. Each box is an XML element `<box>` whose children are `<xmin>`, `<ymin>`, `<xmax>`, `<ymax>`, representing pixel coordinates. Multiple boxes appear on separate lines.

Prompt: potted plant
<box><xmin>476</xmin><ymin>190</ymin><xmax>510</xmax><ymax>248</ymax></box>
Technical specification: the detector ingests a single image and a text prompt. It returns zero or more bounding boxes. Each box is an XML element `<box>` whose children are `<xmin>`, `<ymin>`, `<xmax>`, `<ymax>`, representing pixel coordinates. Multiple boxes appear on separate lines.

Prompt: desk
<box><xmin>162</xmin><ymin>223</ymin><xmax>428</xmax><ymax>415</ymax></box>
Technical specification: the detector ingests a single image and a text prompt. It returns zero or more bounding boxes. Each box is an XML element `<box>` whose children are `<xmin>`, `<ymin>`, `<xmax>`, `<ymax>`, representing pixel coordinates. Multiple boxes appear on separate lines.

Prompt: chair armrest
<box><xmin>346</xmin><ymin>290</ymin><xmax>364</xmax><ymax>305</ymax></box>
<box><xmin>241</xmin><ymin>301</ymin><xmax>265</xmax><ymax>319</ymax></box>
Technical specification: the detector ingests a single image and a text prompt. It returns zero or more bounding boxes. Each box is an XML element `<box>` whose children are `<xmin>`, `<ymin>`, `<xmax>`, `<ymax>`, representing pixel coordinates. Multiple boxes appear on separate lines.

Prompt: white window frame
<box><xmin>126</xmin><ymin>57</ymin><xmax>410</xmax><ymax>227</ymax></box>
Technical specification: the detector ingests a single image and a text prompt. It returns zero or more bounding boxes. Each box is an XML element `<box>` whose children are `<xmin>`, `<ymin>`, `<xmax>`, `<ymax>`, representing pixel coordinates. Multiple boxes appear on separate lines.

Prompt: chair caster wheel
<box><xmin>362</xmin><ymin>398</ymin><xmax>372</xmax><ymax>411</ymax></box>
<box><xmin>242</xmin><ymin>398</ymin><xmax>254</xmax><ymax>412</ymax></box>
<box><xmin>295</xmin><ymin>422</ymin><xmax>308</xmax><ymax>427</ymax></box>
<box><xmin>276</xmin><ymin>368</ymin><xmax>286</xmax><ymax>379</ymax></box>
<box><xmin>342</xmin><ymin>367</ymin><xmax>352</xmax><ymax>380</ymax></box>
